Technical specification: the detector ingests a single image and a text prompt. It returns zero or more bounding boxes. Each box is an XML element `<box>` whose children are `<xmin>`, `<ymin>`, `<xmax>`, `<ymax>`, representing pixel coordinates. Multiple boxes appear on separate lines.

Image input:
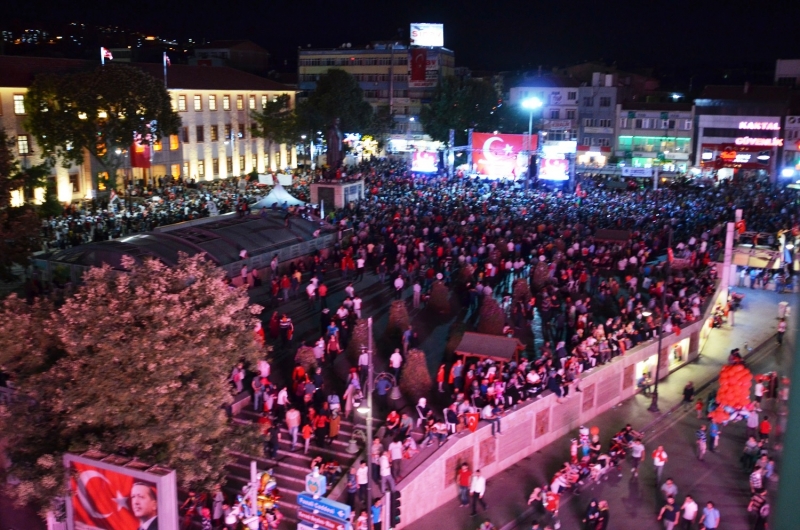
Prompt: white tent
<box><xmin>251</xmin><ymin>183</ymin><xmax>306</xmax><ymax>209</ymax></box>
<box><xmin>257</xmin><ymin>173</ymin><xmax>293</xmax><ymax>186</ymax></box>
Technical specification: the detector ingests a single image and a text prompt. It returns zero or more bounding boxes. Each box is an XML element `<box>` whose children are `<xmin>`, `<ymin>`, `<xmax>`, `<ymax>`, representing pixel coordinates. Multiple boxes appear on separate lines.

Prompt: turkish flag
<box><xmin>466</xmin><ymin>412</ymin><xmax>480</xmax><ymax>433</ymax></box>
<box><xmin>472</xmin><ymin>133</ymin><xmax>528</xmax><ymax>178</ymax></box>
<box><xmin>70</xmin><ymin>460</ymin><xmax>154</xmax><ymax>530</ymax></box>
<box><xmin>410</xmin><ymin>49</ymin><xmax>427</xmax><ymax>82</ymax></box>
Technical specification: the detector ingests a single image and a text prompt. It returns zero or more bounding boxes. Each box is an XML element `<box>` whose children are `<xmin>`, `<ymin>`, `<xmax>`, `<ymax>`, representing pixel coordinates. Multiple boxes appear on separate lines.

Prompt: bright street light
<box><xmin>521</xmin><ymin>97</ymin><xmax>543</xmax><ymax>110</ymax></box>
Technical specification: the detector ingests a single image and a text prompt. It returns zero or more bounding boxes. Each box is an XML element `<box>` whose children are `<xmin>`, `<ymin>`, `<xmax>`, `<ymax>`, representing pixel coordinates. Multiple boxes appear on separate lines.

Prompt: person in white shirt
<box><xmin>394</xmin><ymin>276</ymin><xmax>405</xmax><ymax>300</ymax></box>
<box><xmin>389</xmin><ymin>349</ymin><xmax>403</xmax><ymax>381</ymax></box>
<box><xmin>353</xmin><ymin>296</ymin><xmax>363</xmax><ymax>319</ymax></box>
<box><xmin>388</xmin><ymin>439</ymin><xmax>404</xmax><ymax>479</ymax></box>
<box><xmin>379</xmin><ymin>451</ymin><xmax>396</xmax><ymax>493</ymax></box>
<box><xmin>681</xmin><ymin>495</ymin><xmax>698</xmax><ymax>527</ymax></box>
<box><xmin>469</xmin><ymin>469</ymin><xmax>487</xmax><ymax>516</ymax></box>
<box><xmin>412</xmin><ymin>281</ymin><xmax>422</xmax><ymax>308</ymax></box>
<box><xmin>356</xmin><ymin>461</ymin><xmax>369</xmax><ymax>504</ymax></box>
<box><xmin>345</xmin><ymin>283</ymin><xmax>355</xmax><ymax>299</ymax></box>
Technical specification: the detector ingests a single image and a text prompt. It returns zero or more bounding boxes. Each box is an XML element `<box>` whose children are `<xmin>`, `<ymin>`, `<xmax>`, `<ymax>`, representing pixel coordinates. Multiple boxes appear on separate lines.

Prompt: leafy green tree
<box><xmin>24</xmin><ymin>63</ymin><xmax>181</xmax><ymax>194</ymax></box>
<box><xmin>251</xmin><ymin>93</ymin><xmax>297</xmax><ymax>164</ymax></box>
<box><xmin>420</xmin><ymin>77</ymin><xmax>501</xmax><ymax>146</ymax></box>
<box><xmin>365</xmin><ymin>105</ymin><xmax>395</xmax><ymax>147</ymax></box>
<box><xmin>0</xmin><ymin>254</ymin><xmax>264</xmax><ymax>514</ymax></box>
<box><xmin>38</xmin><ymin>181</ymin><xmax>64</xmax><ymax>219</ymax></box>
<box><xmin>301</xmin><ymin>69</ymin><xmax>373</xmax><ymax>133</ymax></box>
<box><xmin>0</xmin><ymin>129</ymin><xmax>42</xmax><ymax>280</ymax></box>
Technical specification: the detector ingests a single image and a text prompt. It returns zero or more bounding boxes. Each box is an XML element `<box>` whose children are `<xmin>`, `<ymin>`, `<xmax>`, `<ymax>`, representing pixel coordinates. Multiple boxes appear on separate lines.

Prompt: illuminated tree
<box><xmin>24</xmin><ymin>63</ymin><xmax>180</xmax><ymax>193</ymax></box>
<box><xmin>477</xmin><ymin>297</ymin><xmax>506</xmax><ymax>335</ymax></box>
<box><xmin>399</xmin><ymin>348</ymin><xmax>433</xmax><ymax>402</ymax></box>
<box><xmin>0</xmin><ymin>254</ymin><xmax>263</xmax><ymax>514</ymax></box>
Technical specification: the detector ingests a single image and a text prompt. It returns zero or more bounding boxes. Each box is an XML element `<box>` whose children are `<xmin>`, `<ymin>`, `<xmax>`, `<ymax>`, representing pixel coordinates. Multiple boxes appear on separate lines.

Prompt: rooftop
<box><xmin>697</xmin><ymin>84</ymin><xmax>793</xmax><ymax>103</ymax></box>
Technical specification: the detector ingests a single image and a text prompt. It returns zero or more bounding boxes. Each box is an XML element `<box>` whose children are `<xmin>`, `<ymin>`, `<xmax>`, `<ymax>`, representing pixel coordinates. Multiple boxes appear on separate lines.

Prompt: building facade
<box><xmin>0</xmin><ymin>56</ymin><xmax>296</xmax><ymax>204</ymax></box>
<box><xmin>507</xmin><ymin>76</ymin><xmax>580</xmax><ymax>142</ymax></box>
<box><xmin>298</xmin><ymin>43</ymin><xmax>455</xmax><ymax>139</ymax></box>
<box><xmin>615</xmin><ymin>102</ymin><xmax>694</xmax><ymax>172</ymax></box>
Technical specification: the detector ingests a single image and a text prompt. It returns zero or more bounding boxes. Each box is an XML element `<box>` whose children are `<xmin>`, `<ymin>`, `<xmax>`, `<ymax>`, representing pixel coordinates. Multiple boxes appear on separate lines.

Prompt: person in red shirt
<box><xmin>759</xmin><ymin>416</ymin><xmax>772</xmax><ymax>441</ymax></box>
<box><xmin>457</xmin><ymin>463</ymin><xmax>472</xmax><ymax>507</ymax></box>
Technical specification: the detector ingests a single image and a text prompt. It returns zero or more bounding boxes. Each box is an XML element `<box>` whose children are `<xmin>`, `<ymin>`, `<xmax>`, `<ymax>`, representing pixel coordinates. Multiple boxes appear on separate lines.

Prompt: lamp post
<box><xmin>648</xmin><ymin>225</ymin><xmax>672</xmax><ymax>412</ymax></box>
<box><xmin>521</xmin><ymin>97</ymin><xmax>543</xmax><ymax>191</ymax></box>
<box><xmin>356</xmin><ymin>317</ymin><xmax>375</xmax><ymax>529</ymax></box>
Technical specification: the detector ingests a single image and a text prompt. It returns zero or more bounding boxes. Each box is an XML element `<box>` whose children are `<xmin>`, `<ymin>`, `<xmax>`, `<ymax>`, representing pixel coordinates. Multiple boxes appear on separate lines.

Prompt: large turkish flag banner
<box><xmin>410</xmin><ymin>49</ymin><xmax>427</xmax><ymax>81</ymax></box>
<box><xmin>472</xmin><ymin>133</ymin><xmax>531</xmax><ymax>178</ymax></box>
<box><xmin>69</xmin><ymin>460</ymin><xmax>154</xmax><ymax>530</ymax></box>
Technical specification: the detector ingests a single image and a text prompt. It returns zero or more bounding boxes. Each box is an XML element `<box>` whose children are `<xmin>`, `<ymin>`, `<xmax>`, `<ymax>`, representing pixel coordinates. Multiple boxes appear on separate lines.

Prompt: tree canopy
<box><xmin>251</xmin><ymin>93</ymin><xmax>298</xmax><ymax>149</ymax></box>
<box><xmin>0</xmin><ymin>254</ymin><xmax>264</xmax><ymax>513</ymax></box>
<box><xmin>24</xmin><ymin>63</ymin><xmax>181</xmax><ymax>192</ymax></box>
<box><xmin>420</xmin><ymin>77</ymin><xmax>502</xmax><ymax>146</ymax></box>
<box><xmin>300</xmin><ymin>69</ymin><xmax>374</xmax><ymax>133</ymax></box>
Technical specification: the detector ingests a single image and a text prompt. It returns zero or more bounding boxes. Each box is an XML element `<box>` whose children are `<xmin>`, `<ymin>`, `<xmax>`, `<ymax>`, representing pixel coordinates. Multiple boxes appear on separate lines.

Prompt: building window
<box><xmin>210</xmin><ymin>125</ymin><xmax>219</xmax><ymax>142</ymax></box>
<box><xmin>567</xmin><ymin>91</ymin><xmax>577</xmax><ymax>101</ymax></box>
<box><xmin>197</xmin><ymin>160</ymin><xmax>205</xmax><ymax>177</ymax></box>
<box><xmin>196</xmin><ymin>126</ymin><xmax>204</xmax><ymax>142</ymax></box>
<box><xmin>17</xmin><ymin>134</ymin><xmax>30</xmax><ymax>155</ymax></box>
<box><xmin>238</xmin><ymin>124</ymin><xmax>245</xmax><ymax>139</ymax></box>
<box><xmin>193</xmin><ymin>95</ymin><xmax>202</xmax><ymax>111</ymax></box>
<box><xmin>227</xmin><ymin>156</ymin><xmax>233</xmax><ymax>173</ymax></box>
<box><xmin>169</xmin><ymin>134</ymin><xmax>180</xmax><ymax>150</ymax></box>
<box><xmin>642</xmin><ymin>118</ymin><xmax>652</xmax><ymax>129</ymax></box>
<box><xmin>635</xmin><ymin>118</ymin><xmax>643</xmax><ymax>129</ymax></box>
<box><xmin>223</xmin><ymin>95</ymin><xmax>231</xmax><ymax>111</ymax></box>
<box><xmin>209</xmin><ymin>95</ymin><xmax>217</xmax><ymax>111</ymax></box>
<box><xmin>683</xmin><ymin>120</ymin><xmax>692</xmax><ymax>130</ymax></box>
<box><xmin>171</xmin><ymin>164</ymin><xmax>181</xmax><ymax>178</ymax></box>
<box><xmin>153</xmin><ymin>138</ymin><xmax>162</xmax><ymax>151</ymax></box>
<box><xmin>249</xmin><ymin>95</ymin><xmax>256</xmax><ymax>110</ymax></box>
<box><xmin>13</xmin><ymin>94</ymin><xmax>25</xmax><ymax>115</ymax></box>
<box><xmin>566</xmin><ymin>110</ymin><xmax>575</xmax><ymax>120</ymax></box>
<box><xmin>619</xmin><ymin>118</ymin><xmax>629</xmax><ymax>129</ymax></box>
<box><xmin>224</xmin><ymin>124</ymin><xmax>232</xmax><ymax>140</ymax></box>
<box><xmin>550</xmin><ymin>110</ymin><xmax>560</xmax><ymax>119</ymax></box>
<box><xmin>262</xmin><ymin>95</ymin><xmax>268</xmax><ymax>108</ymax></box>
<box><xmin>599</xmin><ymin>119</ymin><xmax>612</xmax><ymax>128</ymax></box>
<box><xmin>239</xmin><ymin>155</ymin><xmax>245</xmax><ymax>171</ymax></box>
<box><xmin>597</xmin><ymin>138</ymin><xmax>610</xmax><ymax>147</ymax></box>
<box><xmin>582</xmin><ymin>137</ymin><xmax>591</xmax><ymax>146</ymax></box>
<box><xmin>182</xmin><ymin>127</ymin><xmax>190</xmax><ymax>143</ymax></box>
<box><xmin>183</xmin><ymin>162</ymin><xmax>189</xmax><ymax>177</ymax></box>
<box><xmin>583</xmin><ymin>97</ymin><xmax>594</xmax><ymax>107</ymax></box>
<box><xmin>69</xmin><ymin>174</ymin><xmax>80</xmax><ymax>192</ymax></box>
<box><xmin>212</xmin><ymin>158</ymin><xmax>219</xmax><ymax>175</ymax></box>
<box><xmin>599</xmin><ymin>96</ymin><xmax>611</xmax><ymax>107</ymax></box>
<box><xmin>584</xmin><ymin>119</ymin><xmax>594</xmax><ymax>127</ymax></box>
<box><xmin>236</xmin><ymin>95</ymin><xmax>244</xmax><ymax>110</ymax></box>
<box><xmin>177</xmin><ymin>95</ymin><xmax>187</xmax><ymax>112</ymax></box>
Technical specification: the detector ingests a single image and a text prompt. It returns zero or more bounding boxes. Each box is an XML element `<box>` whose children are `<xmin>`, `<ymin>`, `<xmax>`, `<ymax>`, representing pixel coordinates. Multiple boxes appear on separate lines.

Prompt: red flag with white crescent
<box><xmin>70</xmin><ymin>460</ymin><xmax>156</xmax><ymax>529</ymax></box>
<box><xmin>410</xmin><ymin>49</ymin><xmax>427</xmax><ymax>81</ymax></box>
<box><xmin>466</xmin><ymin>412</ymin><xmax>480</xmax><ymax>433</ymax></box>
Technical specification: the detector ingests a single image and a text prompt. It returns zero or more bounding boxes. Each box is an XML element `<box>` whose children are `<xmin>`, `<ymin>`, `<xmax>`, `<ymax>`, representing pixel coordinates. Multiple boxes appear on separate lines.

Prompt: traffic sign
<box><xmin>298</xmin><ymin>509</ymin><xmax>347</xmax><ymax>530</ymax></box>
<box><xmin>296</xmin><ymin>493</ymin><xmax>351</xmax><ymax>522</ymax></box>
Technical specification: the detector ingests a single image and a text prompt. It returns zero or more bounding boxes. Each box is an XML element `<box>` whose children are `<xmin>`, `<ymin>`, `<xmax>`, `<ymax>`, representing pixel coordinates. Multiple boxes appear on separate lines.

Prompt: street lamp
<box><xmin>356</xmin><ymin>318</ymin><xmax>375</xmax><ymax>530</ymax></box>
<box><xmin>521</xmin><ymin>98</ymin><xmax>543</xmax><ymax>190</ymax></box>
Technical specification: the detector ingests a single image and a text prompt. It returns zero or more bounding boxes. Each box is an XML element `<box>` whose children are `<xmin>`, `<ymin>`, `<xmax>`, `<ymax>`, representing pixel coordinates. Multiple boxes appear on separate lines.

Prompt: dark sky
<box><xmin>11</xmin><ymin>0</ymin><xmax>800</xmax><ymax>72</ymax></box>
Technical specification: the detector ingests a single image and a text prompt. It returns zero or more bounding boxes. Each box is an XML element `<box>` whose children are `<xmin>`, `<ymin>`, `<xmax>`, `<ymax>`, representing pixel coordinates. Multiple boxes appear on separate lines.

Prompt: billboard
<box><xmin>410</xmin><ymin>23</ymin><xmax>444</xmax><ymax>47</ymax></box>
<box><xmin>411</xmin><ymin>151</ymin><xmax>438</xmax><ymax>173</ymax></box>
<box><xmin>65</xmin><ymin>453</ymin><xmax>178</xmax><ymax>530</ymax></box>
<box><xmin>472</xmin><ymin>133</ymin><xmax>534</xmax><ymax>178</ymax></box>
<box><xmin>700</xmin><ymin>143</ymin><xmax>774</xmax><ymax>170</ymax></box>
<box><xmin>539</xmin><ymin>158</ymin><xmax>570</xmax><ymax>181</ymax></box>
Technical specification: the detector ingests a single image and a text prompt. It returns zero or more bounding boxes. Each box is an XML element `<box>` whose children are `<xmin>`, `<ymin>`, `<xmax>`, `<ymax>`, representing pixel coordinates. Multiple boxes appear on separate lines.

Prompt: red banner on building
<box><xmin>131</xmin><ymin>135</ymin><xmax>151</xmax><ymax>169</ymax></box>
<box><xmin>410</xmin><ymin>49</ymin><xmax>427</xmax><ymax>82</ymax></box>
<box><xmin>471</xmin><ymin>133</ymin><xmax>532</xmax><ymax>178</ymax></box>
<box><xmin>69</xmin><ymin>460</ymin><xmax>158</xmax><ymax>530</ymax></box>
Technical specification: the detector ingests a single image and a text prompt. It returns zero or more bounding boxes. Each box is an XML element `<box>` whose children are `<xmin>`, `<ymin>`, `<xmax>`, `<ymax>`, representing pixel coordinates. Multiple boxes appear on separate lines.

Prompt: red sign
<box><xmin>298</xmin><ymin>509</ymin><xmax>346</xmax><ymax>530</ymax></box>
<box><xmin>410</xmin><ymin>49</ymin><xmax>427</xmax><ymax>82</ymax></box>
<box><xmin>411</xmin><ymin>150</ymin><xmax>438</xmax><ymax>173</ymax></box>
<box><xmin>466</xmin><ymin>412</ymin><xmax>480</xmax><ymax>433</ymax></box>
<box><xmin>131</xmin><ymin>134</ymin><xmax>151</xmax><ymax>169</ymax></box>
<box><xmin>69</xmin><ymin>460</ymin><xmax>157</xmax><ymax>530</ymax></box>
<box><xmin>472</xmin><ymin>133</ymin><xmax>532</xmax><ymax>178</ymax></box>
<box><xmin>701</xmin><ymin>143</ymin><xmax>774</xmax><ymax>170</ymax></box>
<box><xmin>539</xmin><ymin>158</ymin><xmax>570</xmax><ymax>181</ymax></box>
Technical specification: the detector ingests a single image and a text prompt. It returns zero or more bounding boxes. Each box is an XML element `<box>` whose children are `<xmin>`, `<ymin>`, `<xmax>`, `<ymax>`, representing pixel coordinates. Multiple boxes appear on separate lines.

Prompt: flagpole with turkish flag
<box><xmin>163</xmin><ymin>52</ymin><xmax>171</xmax><ymax>89</ymax></box>
<box><xmin>100</xmin><ymin>47</ymin><xmax>113</xmax><ymax>65</ymax></box>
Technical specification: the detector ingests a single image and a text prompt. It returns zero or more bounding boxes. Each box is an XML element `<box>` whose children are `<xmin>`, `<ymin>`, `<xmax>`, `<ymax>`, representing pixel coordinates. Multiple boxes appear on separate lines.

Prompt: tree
<box><xmin>428</xmin><ymin>280</ymin><xmax>451</xmax><ymax>314</ymax></box>
<box><xmin>0</xmin><ymin>129</ymin><xmax>42</xmax><ymax>280</ymax></box>
<box><xmin>384</xmin><ymin>300</ymin><xmax>410</xmax><ymax>353</ymax></box>
<box><xmin>345</xmin><ymin>318</ymin><xmax>375</xmax><ymax>364</ymax></box>
<box><xmin>399</xmin><ymin>348</ymin><xmax>433</xmax><ymax>403</ymax></box>
<box><xmin>24</xmin><ymin>63</ymin><xmax>181</xmax><ymax>193</ymax></box>
<box><xmin>365</xmin><ymin>105</ymin><xmax>395</xmax><ymax>148</ymax></box>
<box><xmin>301</xmin><ymin>69</ymin><xmax>373</xmax><ymax>134</ymax></box>
<box><xmin>477</xmin><ymin>297</ymin><xmax>506</xmax><ymax>335</ymax></box>
<box><xmin>420</xmin><ymin>77</ymin><xmax>501</xmax><ymax>146</ymax></box>
<box><xmin>512</xmin><ymin>278</ymin><xmax>532</xmax><ymax>306</ymax></box>
<box><xmin>0</xmin><ymin>254</ymin><xmax>264</xmax><ymax>514</ymax></box>
<box><xmin>251</xmin><ymin>93</ymin><xmax>297</xmax><ymax>167</ymax></box>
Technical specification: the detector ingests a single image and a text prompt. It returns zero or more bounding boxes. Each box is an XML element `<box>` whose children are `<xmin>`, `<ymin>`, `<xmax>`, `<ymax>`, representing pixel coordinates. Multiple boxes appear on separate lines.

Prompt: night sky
<box><xmin>9</xmin><ymin>0</ymin><xmax>800</xmax><ymax>72</ymax></box>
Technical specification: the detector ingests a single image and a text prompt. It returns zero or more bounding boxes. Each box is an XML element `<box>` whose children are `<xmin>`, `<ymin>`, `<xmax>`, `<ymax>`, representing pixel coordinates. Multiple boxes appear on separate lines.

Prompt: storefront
<box><xmin>576</xmin><ymin>146</ymin><xmax>611</xmax><ymax>167</ymax></box>
<box><xmin>696</xmin><ymin>115</ymin><xmax>783</xmax><ymax>180</ymax></box>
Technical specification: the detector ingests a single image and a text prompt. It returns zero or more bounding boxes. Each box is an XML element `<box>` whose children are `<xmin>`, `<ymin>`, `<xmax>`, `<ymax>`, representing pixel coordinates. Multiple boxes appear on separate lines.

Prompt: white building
<box><xmin>508</xmin><ymin>76</ymin><xmax>579</xmax><ymax>142</ymax></box>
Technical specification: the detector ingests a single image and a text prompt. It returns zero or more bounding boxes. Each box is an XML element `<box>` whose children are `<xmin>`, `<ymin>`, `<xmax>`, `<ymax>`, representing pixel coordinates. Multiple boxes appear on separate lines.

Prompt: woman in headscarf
<box><xmin>582</xmin><ymin>498</ymin><xmax>600</xmax><ymax>530</ymax></box>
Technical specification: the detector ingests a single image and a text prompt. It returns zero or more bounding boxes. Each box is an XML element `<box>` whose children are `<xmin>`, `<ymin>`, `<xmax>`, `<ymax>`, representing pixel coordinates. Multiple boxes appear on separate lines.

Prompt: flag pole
<box><xmin>163</xmin><ymin>52</ymin><xmax>168</xmax><ymax>89</ymax></box>
<box><xmin>100</xmin><ymin>47</ymin><xmax>105</xmax><ymax>66</ymax></box>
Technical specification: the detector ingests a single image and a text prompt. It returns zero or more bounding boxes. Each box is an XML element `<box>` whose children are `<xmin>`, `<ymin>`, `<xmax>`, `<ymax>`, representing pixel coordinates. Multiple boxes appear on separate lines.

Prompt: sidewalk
<box><xmin>406</xmin><ymin>288</ymin><xmax>792</xmax><ymax>530</ymax></box>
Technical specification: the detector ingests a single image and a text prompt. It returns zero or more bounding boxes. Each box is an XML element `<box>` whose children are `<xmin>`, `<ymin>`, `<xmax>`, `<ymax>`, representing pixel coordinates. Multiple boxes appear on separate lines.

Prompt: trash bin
<box><xmin>778</xmin><ymin>301</ymin><xmax>789</xmax><ymax>319</ymax></box>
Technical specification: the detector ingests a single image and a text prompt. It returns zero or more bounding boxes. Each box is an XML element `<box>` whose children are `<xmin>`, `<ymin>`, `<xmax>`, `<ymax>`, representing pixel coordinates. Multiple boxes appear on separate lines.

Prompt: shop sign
<box><xmin>738</xmin><ymin>121</ymin><xmax>780</xmax><ymax>131</ymax></box>
<box><xmin>734</xmin><ymin>137</ymin><xmax>783</xmax><ymax>147</ymax></box>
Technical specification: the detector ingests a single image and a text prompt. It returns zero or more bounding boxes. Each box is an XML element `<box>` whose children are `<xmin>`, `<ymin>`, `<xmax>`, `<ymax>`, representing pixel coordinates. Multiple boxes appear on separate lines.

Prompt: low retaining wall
<box><xmin>396</xmin><ymin>285</ymin><xmax>722</xmax><ymax>528</ymax></box>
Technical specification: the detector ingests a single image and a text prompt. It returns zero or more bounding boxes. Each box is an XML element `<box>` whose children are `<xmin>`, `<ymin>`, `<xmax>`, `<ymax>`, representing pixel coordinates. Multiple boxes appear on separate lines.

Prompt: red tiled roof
<box><xmin>0</xmin><ymin>55</ymin><xmax>292</xmax><ymax>92</ymax></box>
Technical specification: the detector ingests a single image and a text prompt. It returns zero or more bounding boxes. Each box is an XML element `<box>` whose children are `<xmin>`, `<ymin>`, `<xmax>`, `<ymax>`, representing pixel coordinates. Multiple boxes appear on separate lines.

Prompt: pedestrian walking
<box><xmin>469</xmin><ymin>469</ymin><xmax>488</xmax><ymax>516</ymax></box>
<box><xmin>680</xmin><ymin>495</ymin><xmax>697</xmax><ymax>530</ymax></box>
<box><xmin>746</xmin><ymin>410</ymin><xmax>759</xmax><ymax>439</ymax></box>
<box><xmin>652</xmin><ymin>445</ymin><xmax>668</xmax><ymax>483</ymax></box>
<box><xmin>582</xmin><ymin>498</ymin><xmax>600</xmax><ymax>529</ymax></box>
<box><xmin>660</xmin><ymin>478</ymin><xmax>678</xmax><ymax>501</ymax></box>
<box><xmin>759</xmin><ymin>416</ymin><xmax>772</xmax><ymax>442</ymax></box>
<box><xmin>629</xmin><ymin>438</ymin><xmax>645</xmax><ymax>477</ymax></box>
<box><xmin>380</xmin><ymin>451</ymin><xmax>396</xmax><ymax>493</ymax></box>
<box><xmin>356</xmin><ymin>460</ymin><xmax>368</xmax><ymax>505</ymax></box>
<box><xmin>777</xmin><ymin>317</ymin><xmax>786</xmax><ymax>345</ymax></box>
<box><xmin>596</xmin><ymin>500</ymin><xmax>610</xmax><ymax>530</ymax></box>
<box><xmin>695</xmin><ymin>398</ymin><xmax>704</xmax><ymax>419</ymax></box>
<box><xmin>457</xmin><ymin>463</ymin><xmax>472</xmax><ymax>507</ymax></box>
<box><xmin>698</xmin><ymin>501</ymin><xmax>720</xmax><ymax>530</ymax></box>
<box><xmin>682</xmin><ymin>382</ymin><xmax>695</xmax><ymax>410</ymax></box>
<box><xmin>708</xmin><ymin>421</ymin><xmax>719</xmax><ymax>452</ymax></box>
<box><xmin>389</xmin><ymin>348</ymin><xmax>403</xmax><ymax>381</ymax></box>
<box><xmin>657</xmin><ymin>497</ymin><xmax>679</xmax><ymax>530</ymax></box>
<box><xmin>695</xmin><ymin>425</ymin><xmax>707</xmax><ymax>460</ymax></box>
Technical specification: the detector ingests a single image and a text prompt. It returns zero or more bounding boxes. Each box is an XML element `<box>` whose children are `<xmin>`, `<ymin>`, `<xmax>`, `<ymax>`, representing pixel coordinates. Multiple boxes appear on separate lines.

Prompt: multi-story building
<box><xmin>0</xmin><ymin>55</ymin><xmax>295</xmax><ymax>203</ymax></box>
<box><xmin>507</xmin><ymin>75</ymin><xmax>580</xmax><ymax>142</ymax></box>
<box><xmin>614</xmin><ymin>102</ymin><xmax>694</xmax><ymax>172</ymax></box>
<box><xmin>577</xmin><ymin>73</ymin><xmax>619</xmax><ymax>158</ymax></box>
<box><xmin>783</xmin><ymin>113</ymin><xmax>800</xmax><ymax>174</ymax></box>
<box><xmin>297</xmin><ymin>43</ymin><xmax>455</xmax><ymax>139</ymax></box>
